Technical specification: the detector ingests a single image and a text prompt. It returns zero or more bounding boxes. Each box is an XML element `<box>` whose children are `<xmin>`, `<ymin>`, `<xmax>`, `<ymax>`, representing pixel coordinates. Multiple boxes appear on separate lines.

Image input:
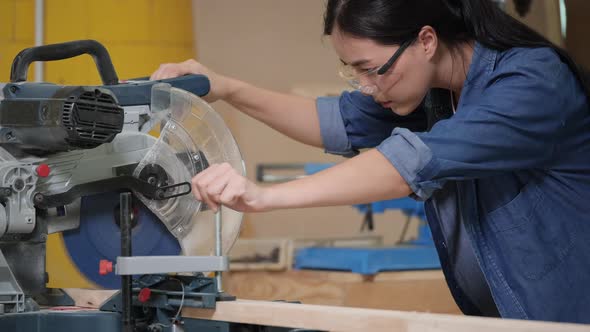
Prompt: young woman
<box><xmin>151</xmin><ymin>0</ymin><xmax>590</xmax><ymax>323</ymax></box>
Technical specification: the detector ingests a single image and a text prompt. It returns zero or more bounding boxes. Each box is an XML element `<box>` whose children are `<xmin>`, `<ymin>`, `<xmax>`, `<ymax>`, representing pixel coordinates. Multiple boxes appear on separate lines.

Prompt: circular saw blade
<box><xmin>62</xmin><ymin>192</ymin><xmax>181</xmax><ymax>289</ymax></box>
<box><xmin>133</xmin><ymin>84</ymin><xmax>245</xmax><ymax>256</ymax></box>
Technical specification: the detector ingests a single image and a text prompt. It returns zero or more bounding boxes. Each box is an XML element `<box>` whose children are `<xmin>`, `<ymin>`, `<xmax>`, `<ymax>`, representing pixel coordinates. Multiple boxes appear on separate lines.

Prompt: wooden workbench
<box><xmin>64</xmin><ymin>272</ymin><xmax>590</xmax><ymax>332</ymax></box>
<box><xmin>63</xmin><ymin>290</ymin><xmax>590</xmax><ymax>332</ymax></box>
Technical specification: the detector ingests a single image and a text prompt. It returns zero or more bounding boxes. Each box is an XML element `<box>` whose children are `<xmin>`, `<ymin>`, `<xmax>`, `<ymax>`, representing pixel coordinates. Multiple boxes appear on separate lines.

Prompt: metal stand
<box><xmin>215</xmin><ymin>209</ymin><xmax>223</xmax><ymax>293</ymax></box>
<box><xmin>100</xmin><ymin>198</ymin><xmax>234</xmax><ymax>330</ymax></box>
<box><xmin>120</xmin><ymin>192</ymin><xmax>134</xmax><ymax>332</ymax></box>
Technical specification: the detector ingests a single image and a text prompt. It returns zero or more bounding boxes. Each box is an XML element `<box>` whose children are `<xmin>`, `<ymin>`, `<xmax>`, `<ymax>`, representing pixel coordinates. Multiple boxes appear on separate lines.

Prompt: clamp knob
<box><xmin>99</xmin><ymin>259</ymin><xmax>113</xmax><ymax>275</ymax></box>
<box><xmin>138</xmin><ymin>288</ymin><xmax>152</xmax><ymax>303</ymax></box>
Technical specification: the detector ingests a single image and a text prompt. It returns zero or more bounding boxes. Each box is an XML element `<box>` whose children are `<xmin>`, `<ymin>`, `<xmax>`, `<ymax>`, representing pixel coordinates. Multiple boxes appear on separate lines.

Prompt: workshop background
<box><xmin>0</xmin><ymin>0</ymin><xmax>586</xmax><ymax>313</ymax></box>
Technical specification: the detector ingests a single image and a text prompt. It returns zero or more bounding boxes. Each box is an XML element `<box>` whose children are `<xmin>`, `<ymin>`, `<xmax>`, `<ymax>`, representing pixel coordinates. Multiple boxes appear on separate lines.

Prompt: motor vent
<box><xmin>62</xmin><ymin>88</ymin><xmax>124</xmax><ymax>149</ymax></box>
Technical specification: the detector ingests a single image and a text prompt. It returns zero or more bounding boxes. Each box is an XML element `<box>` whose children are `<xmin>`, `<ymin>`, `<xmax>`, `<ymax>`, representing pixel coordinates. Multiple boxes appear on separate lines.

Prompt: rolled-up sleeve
<box><xmin>316</xmin><ymin>91</ymin><xmax>427</xmax><ymax>157</ymax></box>
<box><xmin>377</xmin><ymin>128</ymin><xmax>445</xmax><ymax>200</ymax></box>
<box><xmin>317</xmin><ymin>96</ymin><xmax>356</xmax><ymax>157</ymax></box>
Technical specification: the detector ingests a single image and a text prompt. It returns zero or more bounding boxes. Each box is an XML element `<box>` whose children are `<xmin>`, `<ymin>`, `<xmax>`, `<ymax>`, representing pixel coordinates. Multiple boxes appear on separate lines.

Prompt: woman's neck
<box><xmin>433</xmin><ymin>41</ymin><xmax>475</xmax><ymax>96</ymax></box>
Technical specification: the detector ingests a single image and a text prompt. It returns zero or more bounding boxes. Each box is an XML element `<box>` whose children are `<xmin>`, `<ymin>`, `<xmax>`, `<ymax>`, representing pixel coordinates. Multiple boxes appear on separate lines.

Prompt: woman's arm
<box><xmin>267</xmin><ymin>149</ymin><xmax>411</xmax><ymax>209</ymax></box>
<box><xmin>190</xmin><ymin>149</ymin><xmax>412</xmax><ymax>212</ymax></box>
<box><xmin>151</xmin><ymin>59</ymin><xmax>323</xmax><ymax>147</ymax></box>
<box><xmin>222</xmin><ymin>77</ymin><xmax>323</xmax><ymax>147</ymax></box>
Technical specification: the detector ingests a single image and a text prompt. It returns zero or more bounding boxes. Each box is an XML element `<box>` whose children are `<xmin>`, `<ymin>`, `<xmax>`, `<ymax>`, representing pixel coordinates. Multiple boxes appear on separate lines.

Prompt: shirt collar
<box><xmin>464</xmin><ymin>42</ymin><xmax>499</xmax><ymax>86</ymax></box>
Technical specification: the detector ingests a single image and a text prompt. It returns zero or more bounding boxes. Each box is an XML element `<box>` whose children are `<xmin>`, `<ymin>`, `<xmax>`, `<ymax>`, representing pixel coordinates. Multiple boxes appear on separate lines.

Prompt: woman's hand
<box><xmin>191</xmin><ymin>163</ymin><xmax>269</xmax><ymax>213</ymax></box>
<box><xmin>150</xmin><ymin>59</ymin><xmax>231</xmax><ymax>102</ymax></box>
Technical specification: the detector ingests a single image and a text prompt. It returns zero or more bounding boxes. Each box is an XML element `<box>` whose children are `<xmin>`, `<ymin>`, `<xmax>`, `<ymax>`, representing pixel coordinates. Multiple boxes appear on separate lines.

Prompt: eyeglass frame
<box><xmin>339</xmin><ymin>37</ymin><xmax>416</xmax><ymax>92</ymax></box>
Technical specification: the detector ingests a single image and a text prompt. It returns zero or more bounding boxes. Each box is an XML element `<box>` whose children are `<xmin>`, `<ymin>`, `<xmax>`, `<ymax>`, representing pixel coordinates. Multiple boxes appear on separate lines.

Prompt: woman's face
<box><xmin>330</xmin><ymin>27</ymin><xmax>437</xmax><ymax>116</ymax></box>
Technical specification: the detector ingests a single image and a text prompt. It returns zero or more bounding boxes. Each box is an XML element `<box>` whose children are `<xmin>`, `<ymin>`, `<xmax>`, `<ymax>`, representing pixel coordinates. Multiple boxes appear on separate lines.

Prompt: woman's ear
<box><xmin>418</xmin><ymin>26</ymin><xmax>438</xmax><ymax>61</ymax></box>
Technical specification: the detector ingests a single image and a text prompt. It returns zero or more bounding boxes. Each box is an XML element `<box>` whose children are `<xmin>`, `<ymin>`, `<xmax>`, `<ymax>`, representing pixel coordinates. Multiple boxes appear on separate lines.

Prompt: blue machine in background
<box><xmin>257</xmin><ymin>163</ymin><xmax>441</xmax><ymax>275</ymax></box>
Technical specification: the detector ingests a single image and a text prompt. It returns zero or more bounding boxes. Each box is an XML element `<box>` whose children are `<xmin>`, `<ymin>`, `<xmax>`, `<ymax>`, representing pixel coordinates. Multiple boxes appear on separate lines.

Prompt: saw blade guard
<box><xmin>133</xmin><ymin>83</ymin><xmax>245</xmax><ymax>256</ymax></box>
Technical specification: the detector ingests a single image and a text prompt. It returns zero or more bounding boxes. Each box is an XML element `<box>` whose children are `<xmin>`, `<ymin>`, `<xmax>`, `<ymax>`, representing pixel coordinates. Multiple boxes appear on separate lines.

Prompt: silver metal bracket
<box><xmin>115</xmin><ymin>255</ymin><xmax>229</xmax><ymax>275</ymax></box>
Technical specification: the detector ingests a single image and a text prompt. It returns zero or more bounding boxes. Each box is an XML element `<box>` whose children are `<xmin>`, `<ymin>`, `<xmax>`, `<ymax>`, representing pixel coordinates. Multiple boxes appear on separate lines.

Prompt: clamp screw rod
<box><xmin>215</xmin><ymin>208</ymin><xmax>223</xmax><ymax>293</ymax></box>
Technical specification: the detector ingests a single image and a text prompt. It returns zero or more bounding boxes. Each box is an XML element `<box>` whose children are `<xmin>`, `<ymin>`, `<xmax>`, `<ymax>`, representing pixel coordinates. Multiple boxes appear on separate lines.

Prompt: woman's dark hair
<box><xmin>324</xmin><ymin>0</ymin><xmax>589</xmax><ymax>97</ymax></box>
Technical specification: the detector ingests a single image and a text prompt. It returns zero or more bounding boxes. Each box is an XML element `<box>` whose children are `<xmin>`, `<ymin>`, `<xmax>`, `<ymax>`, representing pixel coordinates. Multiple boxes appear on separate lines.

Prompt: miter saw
<box><xmin>0</xmin><ymin>40</ymin><xmax>247</xmax><ymax>330</ymax></box>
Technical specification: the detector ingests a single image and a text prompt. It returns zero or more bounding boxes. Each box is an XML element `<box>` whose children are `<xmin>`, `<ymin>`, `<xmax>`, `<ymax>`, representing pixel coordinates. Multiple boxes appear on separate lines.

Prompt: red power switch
<box><xmin>99</xmin><ymin>259</ymin><xmax>113</xmax><ymax>275</ymax></box>
<box><xmin>138</xmin><ymin>288</ymin><xmax>152</xmax><ymax>303</ymax></box>
<box><xmin>36</xmin><ymin>164</ymin><xmax>50</xmax><ymax>177</ymax></box>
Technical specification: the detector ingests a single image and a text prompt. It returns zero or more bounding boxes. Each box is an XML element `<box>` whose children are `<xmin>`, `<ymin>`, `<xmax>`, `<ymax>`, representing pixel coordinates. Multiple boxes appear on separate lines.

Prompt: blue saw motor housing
<box><xmin>63</xmin><ymin>193</ymin><xmax>181</xmax><ymax>289</ymax></box>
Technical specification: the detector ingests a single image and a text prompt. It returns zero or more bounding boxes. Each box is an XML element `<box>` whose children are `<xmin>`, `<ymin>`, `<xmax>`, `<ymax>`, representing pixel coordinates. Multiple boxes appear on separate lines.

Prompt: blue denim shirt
<box><xmin>316</xmin><ymin>42</ymin><xmax>590</xmax><ymax>323</ymax></box>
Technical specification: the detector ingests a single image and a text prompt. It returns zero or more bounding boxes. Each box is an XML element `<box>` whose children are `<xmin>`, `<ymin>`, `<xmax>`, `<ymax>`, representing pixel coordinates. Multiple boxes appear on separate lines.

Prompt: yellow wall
<box><xmin>1</xmin><ymin>0</ymin><xmax>195</xmax><ymax>85</ymax></box>
<box><xmin>1</xmin><ymin>0</ymin><xmax>196</xmax><ymax>289</ymax></box>
<box><xmin>0</xmin><ymin>0</ymin><xmax>37</xmax><ymax>82</ymax></box>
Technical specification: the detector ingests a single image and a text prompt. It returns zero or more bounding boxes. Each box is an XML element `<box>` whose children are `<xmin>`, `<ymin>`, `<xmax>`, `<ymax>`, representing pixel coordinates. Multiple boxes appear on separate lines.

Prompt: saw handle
<box><xmin>10</xmin><ymin>39</ymin><xmax>119</xmax><ymax>85</ymax></box>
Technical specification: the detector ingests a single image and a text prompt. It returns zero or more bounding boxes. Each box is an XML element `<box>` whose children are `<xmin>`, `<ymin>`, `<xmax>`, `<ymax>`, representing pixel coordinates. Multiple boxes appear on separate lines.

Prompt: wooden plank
<box><xmin>64</xmin><ymin>288</ymin><xmax>590</xmax><ymax>332</ymax></box>
<box><xmin>343</xmin><ymin>272</ymin><xmax>459</xmax><ymax>314</ymax></box>
<box><xmin>224</xmin><ymin>270</ymin><xmax>348</xmax><ymax>306</ymax></box>
<box><xmin>293</xmin><ymin>234</ymin><xmax>383</xmax><ymax>249</ymax></box>
<box><xmin>224</xmin><ymin>270</ymin><xmax>461</xmax><ymax>314</ymax></box>
<box><xmin>64</xmin><ymin>288</ymin><xmax>116</xmax><ymax>308</ymax></box>
<box><xmin>373</xmin><ymin>270</ymin><xmax>448</xmax><ymax>282</ymax></box>
<box><xmin>183</xmin><ymin>299</ymin><xmax>590</xmax><ymax>332</ymax></box>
